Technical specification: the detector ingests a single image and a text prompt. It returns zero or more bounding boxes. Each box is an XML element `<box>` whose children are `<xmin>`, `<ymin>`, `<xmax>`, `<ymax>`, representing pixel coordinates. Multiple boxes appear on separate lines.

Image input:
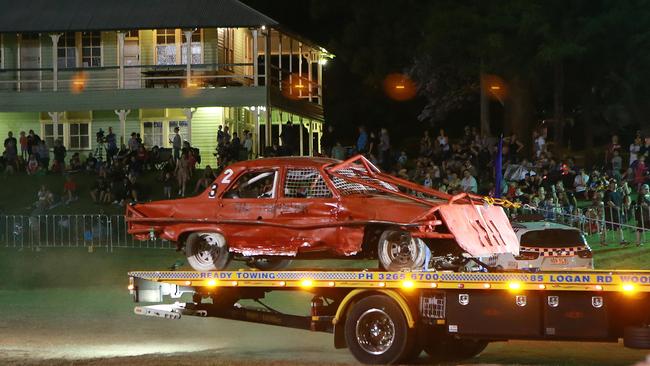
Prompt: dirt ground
<box><xmin>1</xmin><ymin>248</ymin><xmax>649</xmax><ymax>365</ymax></box>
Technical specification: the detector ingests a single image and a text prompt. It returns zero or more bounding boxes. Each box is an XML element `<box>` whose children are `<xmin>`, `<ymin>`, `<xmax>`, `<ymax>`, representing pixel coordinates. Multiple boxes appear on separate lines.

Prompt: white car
<box><xmin>482</xmin><ymin>221</ymin><xmax>593</xmax><ymax>271</ymax></box>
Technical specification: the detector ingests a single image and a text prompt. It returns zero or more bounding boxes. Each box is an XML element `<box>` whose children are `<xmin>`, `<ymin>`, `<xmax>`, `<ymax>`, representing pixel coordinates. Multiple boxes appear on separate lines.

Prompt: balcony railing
<box><xmin>0</xmin><ymin>63</ymin><xmax>258</xmax><ymax>92</ymax></box>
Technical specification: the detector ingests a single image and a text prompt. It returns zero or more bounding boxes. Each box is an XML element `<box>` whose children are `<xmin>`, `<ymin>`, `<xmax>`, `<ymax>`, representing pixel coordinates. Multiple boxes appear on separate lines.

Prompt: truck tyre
<box><xmin>423</xmin><ymin>338</ymin><xmax>488</xmax><ymax>361</ymax></box>
<box><xmin>185</xmin><ymin>232</ymin><xmax>231</xmax><ymax>271</ymax></box>
<box><xmin>377</xmin><ymin>230</ymin><xmax>426</xmax><ymax>271</ymax></box>
<box><xmin>624</xmin><ymin>326</ymin><xmax>650</xmax><ymax>349</ymax></box>
<box><xmin>344</xmin><ymin>295</ymin><xmax>415</xmax><ymax>364</ymax></box>
<box><xmin>247</xmin><ymin>258</ymin><xmax>293</xmax><ymax>271</ymax></box>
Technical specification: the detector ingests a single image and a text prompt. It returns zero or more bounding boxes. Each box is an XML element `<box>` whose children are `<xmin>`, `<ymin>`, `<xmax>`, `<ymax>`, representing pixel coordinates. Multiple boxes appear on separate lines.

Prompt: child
<box><xmin>63</xmin><ymin>175</ymin><xmax>78</xmax><ymax>204</ymax></box>
<box><xmin>19</xmin><ymin>131</ymin><xmax>27</xmax><ymax>159</ymax></box>
<box><xmin>163</xmin><ymin>171</ymin><xmax>173</xmax><ymax>199</ymax></box>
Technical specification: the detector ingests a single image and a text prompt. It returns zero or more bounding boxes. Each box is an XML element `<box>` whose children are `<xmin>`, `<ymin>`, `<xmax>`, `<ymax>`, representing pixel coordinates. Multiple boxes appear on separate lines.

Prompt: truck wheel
<box><xmin>423</xmin><ymin>338</ymin><xmax>488</xmax><ymax>361</ymax></box>
<box><xmin>344</xmin><ymin>295</ymin><xmax>416</xmax><ymax>364</ymax></box>
<box><xmin>185</xmin><ymin>232</ymin><xmax>231</xmax><ymax>271</ymax></box>
<box><xmin>247</xmin><ymin>258</ymin><xmax>292</xmax><ymax>271</ymax></box>
<box><xmin>377</xmin><ymin>230</ymin><xmax>426</xmax><ymax>271</ymax></box>
<box><xmin>624</xmin><ymin>326</ymin><xmax>650</xmax><ymax>349</ymax></box>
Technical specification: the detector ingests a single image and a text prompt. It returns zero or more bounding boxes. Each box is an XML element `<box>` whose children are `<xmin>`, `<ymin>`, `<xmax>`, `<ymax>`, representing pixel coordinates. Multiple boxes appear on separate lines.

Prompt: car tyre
<box><xmin>377</xmin><ymin>230</ymin><xmax>427</xmax><ymax>271</ymax></box>
<box><xmin>344</xmin><ymin>295</ymin><xmax>415</xmax><ymax>364</ymax></box>
<box><xmin>247</xmin><ymin>258</ymin><xmax>293</xmax><ymax>271</ymax></box>
<box><xmin>185</xmin><ymin>232</ymin><xmax>231</xmax><ymax>271</ymax></box>
<box><xmin>624</xmin><ymin>326</ymin><xmax>650</xmax><ymax>349</ymax></box>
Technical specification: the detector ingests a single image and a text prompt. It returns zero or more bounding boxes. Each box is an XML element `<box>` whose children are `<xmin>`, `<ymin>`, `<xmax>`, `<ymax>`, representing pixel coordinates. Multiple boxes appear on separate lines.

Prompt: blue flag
<box><xmin>495</xmin><ymin>135</ymin><xmax>503</xmax><ymax>198</ymax></box>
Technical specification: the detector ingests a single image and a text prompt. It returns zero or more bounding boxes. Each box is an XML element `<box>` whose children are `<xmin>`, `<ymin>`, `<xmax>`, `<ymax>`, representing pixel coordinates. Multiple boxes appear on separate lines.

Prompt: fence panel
<box><xmin>0</xmin><ymin>214</ymin><xmax>174</xmax><ymax>250</ymax></box>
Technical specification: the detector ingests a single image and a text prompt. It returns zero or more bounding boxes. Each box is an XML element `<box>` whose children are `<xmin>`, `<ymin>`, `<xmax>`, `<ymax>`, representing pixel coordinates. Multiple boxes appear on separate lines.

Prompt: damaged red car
<box><xmin>127</xmin><ymin>155</ymin><xmax>519</xmax><ymax>271</ymax></box>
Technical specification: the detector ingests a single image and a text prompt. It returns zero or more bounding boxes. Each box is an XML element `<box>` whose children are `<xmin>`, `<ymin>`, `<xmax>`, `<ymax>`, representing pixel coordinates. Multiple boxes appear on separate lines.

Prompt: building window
<box><xmin>81</xmin><ymin>32</ymin><xmax>101</xmax><ymax>67</ymax></box>
<box><xmin>41</xmin><ymin>122</ymin><xmax>91</xmax><ymax>150</ymax></box>
<box><xmin>142</xmin><ymin>121</ymin><xmax>189</xmax><ymax>148</ymax></box>
<box><xmin>69</xmin><ymin>122</ymin><xmax>90</xmax><ymax>149</ymax></box>
<box><xmin>244</xmin><ymin>33</ymin><xmax>253</xmax><ymax>76</ymax></box>
<box><xmin>57</xmin><ymin>32</ymin><xmax>77</xmax><ymax>68</ymax></box>
<box><xmin>156</xmin><ymin>29</ymin><xmax>177</xmax><ymax>65</ymax></box>
<box><xmin>143</xmin><ymin>122</ymin><xmax>164</xmax><ymax>147</ymax></box>
<box><xmin>125</xmin><ymin>30</ymin><xmax>139</xmax><ymax>39</ymax></box>
<box><xmin>42</xmin><ymin>123</ymin><xmax>65</xmax><ymax>147</ymax></box>
<box><xmin>224</xmin><ymin>29</ymin><xmax>235</xmax><ymax>71</ymax></box>
<box><xmin>181</xmin><ymin>31</ymin><xmax>202</xmax><ymax>65</ymax></box>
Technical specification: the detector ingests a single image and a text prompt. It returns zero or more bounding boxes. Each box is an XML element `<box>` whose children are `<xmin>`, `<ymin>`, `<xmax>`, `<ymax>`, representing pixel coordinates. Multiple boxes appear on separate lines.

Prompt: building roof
<box><xmin>0</xmin><ymin>0</ymin><xmax>278</xmax><ymax>33</ymax></box>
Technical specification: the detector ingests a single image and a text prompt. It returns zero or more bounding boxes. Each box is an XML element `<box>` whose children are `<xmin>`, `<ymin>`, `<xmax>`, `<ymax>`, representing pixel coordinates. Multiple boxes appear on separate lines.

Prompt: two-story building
<box><xmin>0</xmin><ymin>0</ymin><xmax>330</xmax><ymax>166</ymax></box>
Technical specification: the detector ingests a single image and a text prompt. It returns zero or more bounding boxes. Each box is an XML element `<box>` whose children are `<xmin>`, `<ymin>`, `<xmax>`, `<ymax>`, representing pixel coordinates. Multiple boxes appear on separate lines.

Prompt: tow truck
<box><xmin>129</xmin><ymin>268</ymin><xmax>650</xmax><ymax>364</ymax></box>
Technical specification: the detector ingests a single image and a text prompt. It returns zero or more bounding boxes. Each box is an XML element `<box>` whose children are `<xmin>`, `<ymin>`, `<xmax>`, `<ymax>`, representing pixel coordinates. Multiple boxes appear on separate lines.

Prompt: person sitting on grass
<box><xmin>68</xmin><ymin>152</ymin><xmax>83</xmax><ymax>172</ymax></box>
<box><xmin>90</xmin><ymin>170</ymin><xmax>111</xmax><ymax>204</ymax></box>
<box><xmin>62</xmin><ymin>175</ymin><xmax>78</xmax><ymax>205</ymax></box>
<box><xmin>162</xmin><ymin>171</ymin><xmax>173</xmax><ymax>199</ymax></box>
<box><xmin>36</xmin><ymin>185</ymin><xmax>54</xmax><ymax>210</ymax></box>
<box><xmin>26</xmin><ymin>155</ymin><xmax>39</xmax><ymax>175</ymax></box>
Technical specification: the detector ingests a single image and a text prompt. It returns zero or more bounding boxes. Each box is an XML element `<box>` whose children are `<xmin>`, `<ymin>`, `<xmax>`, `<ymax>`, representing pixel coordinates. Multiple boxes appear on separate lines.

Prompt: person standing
<box><xmin>19</xmin><ymin>131</ymin><xmax>27</xmax><ymax>159</ymax></box>
<box><xmin>280</xmin><ymin>121</ymin><xmax>296</xmax><ymax>155</ymax></box>
<box><xmin>378</xmin><ymin>128</ymin><xmax>391</xmax><ymax>169</ymax></box>
<box><xmin>320</xmin><ymin>125</ymin><xmax>335</xmax><ymax>157</ymax></box>
<box><xmin>175</xmin><ymin>151</ymin><xmax>190</xmax><ymax>197</ymax></box>
<box><xmin>243</xmin><ymin>131</ymin><xmax>253</xmax><ymax>159</ymax></box>
<box><xmin>635</xmin><ymin>184</ymin><xmax>650</xmax><ymax>246</ymax></box>
<box><xmin>630</xmin><ymin>136</ymin><xmax>642</xmax><ymax>166</ymax></box>
<box><xmin>172</xmin><ymin>127</ymin><xmax>182</xmax><ymax>161</ymax></box>
<box><xmin>106</xmin><ymin>127</ymin><xmax>118</xmax><ymax>165</ymax></box>
<box><xmin>4</xmin><ymin>131</ymin><xmax>17</xmax><ymax>168</ymax></box>
<box><xmin>356</xmin><ymin>126</ymin><xmax>368</xmax><ymax>154</ymax></box>
<box><xmin>53</xmin><ymin>139</ymin><xmax>67</xmax><ymax>173</ymax></box>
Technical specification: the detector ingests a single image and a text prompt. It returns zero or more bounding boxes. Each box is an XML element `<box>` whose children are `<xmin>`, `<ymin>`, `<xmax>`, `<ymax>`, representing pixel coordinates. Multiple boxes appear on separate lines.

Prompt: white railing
<box><xmin>0</xmin><ymin>214</ymin><xmax>173</xmax><ymax>251</ymax></box>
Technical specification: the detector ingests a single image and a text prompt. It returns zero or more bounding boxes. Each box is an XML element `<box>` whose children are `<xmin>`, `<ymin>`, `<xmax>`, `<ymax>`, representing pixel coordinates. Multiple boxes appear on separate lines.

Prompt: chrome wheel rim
<box><xmin>355</xmin><ymin>308</ymin><xmax>395</xmax><ymax>355</ymax></box>
<box><xmin>194</xmin><ymin>233</ymin><xmax>222</xmax><ymax>266</ymax></box>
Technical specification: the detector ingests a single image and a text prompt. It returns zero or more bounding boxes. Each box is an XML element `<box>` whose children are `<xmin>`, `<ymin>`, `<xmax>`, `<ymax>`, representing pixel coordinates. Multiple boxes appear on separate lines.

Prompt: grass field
<box><xmin>1</xmin><ymin>247</ymin><xmax>650</xmax><ymax>365</ymax></box>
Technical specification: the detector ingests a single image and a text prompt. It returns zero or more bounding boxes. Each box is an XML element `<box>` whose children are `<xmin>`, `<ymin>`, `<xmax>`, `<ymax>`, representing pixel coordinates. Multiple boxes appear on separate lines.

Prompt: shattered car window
<box><xmin>284</xmin><ymin>168</ymin><xmax>333</xmax><ymax>198</ymax></box>
<box><xmin>329</xmin><ymin>165</ymin><xmax>398</xmax><ymax>196</ymax></box>
<box><xmin>223</xmin><ymin>170</ymin><xmax>276</xmax><ymax>199</ymax></box>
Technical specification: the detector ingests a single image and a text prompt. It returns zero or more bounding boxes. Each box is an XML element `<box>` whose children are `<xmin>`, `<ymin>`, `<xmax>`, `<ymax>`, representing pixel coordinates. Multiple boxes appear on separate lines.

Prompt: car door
<box><xmin>217</xmin><ymin>168</ymin><xmax>278</xmax><ymax>252</ymax></box>
<box><xmin>273</xmin><ymin>167</ymin><xmax>340</xmax><ymax>254</ymax></box>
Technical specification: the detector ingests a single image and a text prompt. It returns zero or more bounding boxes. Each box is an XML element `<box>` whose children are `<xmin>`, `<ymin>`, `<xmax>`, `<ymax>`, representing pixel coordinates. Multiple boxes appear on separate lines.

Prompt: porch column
<box><xmin>183</xmin><ymin>108</ymin><xmax>196</xmax><ymax>145</ymax></box>
<box><xmin>308</xmin><ymin>120</ymin><xmax>314</xmax><ymax>156</ymax></box>
<box><xmin>48</xmin><ymin>112</ymin><xmax>64</xmax><ymax>142</ymax></box>
<box><xmin>253</xmin><ymin>108</ymin><xmax>260</xmax><ymax>157</ymax></box>
<box><xmin>299</xmin><ymin>118</ymin><xmax>304</xmax><ymax>156</ymax></box>
<box><xmin>49</xmin><ymin>34</ymin><xmax>61</xmax><ymax>91</ymax></box>
<box><xmin>278</xmin><ymin>31</ymin><xmax>282</xmax><ymax>90</ymax></box>
<box><xmin>114</xmin><ymin>109</ymin><xmax>131</xmax><ymax>145</ymax></box>
<box><xmin>252</xmin><ymin>29</ymin><xmax>259</xmax><ymax>86</ymax></box>
<box><xmin>308</xmin><ymin>53</ymin><xmax>313</xmax><ymax>102</ymax></box>
<box><xmin>264</xmin><ymin>30</ymin><xmax>272</xmax><ymax>148</ymax></box>
<box><xmin>317</xmin><ymin>54</ymin><xmax>323</xmax><ymax>105</ymax></box>
<box><xmin>288</xmin><ymin>38</ymin><xmax>293</xmax><ymax>96</ymax></box>
<box><xmin>183</xmin><ymin>30</ymin><xmax>194</xmax><ymax>87</ymax></box>
<box><xmin>298</xmin><ymin>42</ymin><xmax>303</xmax><ymax>98</ymax></box>
<box><xmin>117</xmin><ymin>31</ymin><xmax>125</xmax><ymax>89</ymax></box>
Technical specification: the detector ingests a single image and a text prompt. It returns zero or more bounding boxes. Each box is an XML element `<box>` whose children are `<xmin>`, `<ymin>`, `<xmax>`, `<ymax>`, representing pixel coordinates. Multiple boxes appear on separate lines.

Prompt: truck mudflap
<box><xmin>437</xmin><ymin>204</ymin><xmax>519</xmax><ymax>256</ymax></box>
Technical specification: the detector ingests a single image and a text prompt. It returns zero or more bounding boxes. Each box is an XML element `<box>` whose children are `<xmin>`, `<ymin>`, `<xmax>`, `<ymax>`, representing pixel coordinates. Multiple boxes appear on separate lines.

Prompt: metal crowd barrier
<box><xmin>507</xmin><ymin>204</ymin><xmax>650</xmax><ymax>243</ymax></box>
<box><xmin>0</xmin><ymin>214</ymin><xmax>174</xmax><ymax>251</ymax></box>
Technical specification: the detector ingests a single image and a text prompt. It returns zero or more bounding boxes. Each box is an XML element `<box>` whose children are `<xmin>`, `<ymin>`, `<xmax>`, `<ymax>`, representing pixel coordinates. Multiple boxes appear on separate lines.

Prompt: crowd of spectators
<box><xmin>320</xmin><ymin>125</ymin><xmax>650</xmax><ymax>246</ymax></box>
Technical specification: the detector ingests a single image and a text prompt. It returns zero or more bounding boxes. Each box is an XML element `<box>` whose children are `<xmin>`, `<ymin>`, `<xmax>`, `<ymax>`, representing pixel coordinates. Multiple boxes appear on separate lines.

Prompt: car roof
<box><xmin>227</xmin><ymin>156</ymin><xmax>341</xmax><ymax>170</ymax></box>
<box><xmin>511</xmin><ymin>221</ymin><xmax>579</xmax><ymax>232</ymax></box>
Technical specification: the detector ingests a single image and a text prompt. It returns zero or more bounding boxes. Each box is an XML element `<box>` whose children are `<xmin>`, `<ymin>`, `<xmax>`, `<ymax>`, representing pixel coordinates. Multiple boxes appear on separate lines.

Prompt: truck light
<box><xmin>402</xmin><ymin>280</ymin><xmax>415</xmax><ymax>289</ymax></box>
<box><xmin>538</xmin><ymin>284</ymin><xmax>546</xmax><ymax>290</ymax></box>
<box><xmin>278</xmin><ymin>281</ymin><xmax>286</xmax><ymax>287</ymax></box>
<box><xmin>127</xmin><ymin>284</ymin><xmax>134</xmax><ymax>291</ymax></box>
<box><xmin>185</xmin><ymin>281</ymin><xmax>192</xmax><ymax>286</ymax></box>
<box><xmin>595</xmin><ymin>285</ymin><xmax>603</xmax><ymax>291</ymax></box>
<box><xmin>300</xmin><ymin>279</ymin><xmax>313</xmax><ymax>288</ymax></box>
<box><xmin>508</xmin><ymin>282</ymin><xmax>522</xmax><ymax>291</ymax></box>
<box><xmin>430</xmin><ymin>283</ymin><xmax>438</xmax><ymax>288</ymax></box>
<box><xmin>483</xmin><ymin>283</ymin><xmax>491</xmax><ymax>289</ymax></box>
<box><xmin>207</xmin><ymin>279</ymin><xmax>217</xmax><ymax>287</ymax></box>
<box><xmin>327</xmin><ymin>281</ymin><xmax>335</xmax><ymax>287</ymax></box>
<box><xmin>231</xmin><ymin>281</ymin><xmax>238</xmax><ymax>287</ymax></box>
<box><xmin>622</xmin><ymin>283</ymin><xmax>636</xmax><ymax>293</ymax></box>
<box><xmin>377</xmin><ymin>282</ymin><xmax>386</xmax><ymax>288</ymax></box>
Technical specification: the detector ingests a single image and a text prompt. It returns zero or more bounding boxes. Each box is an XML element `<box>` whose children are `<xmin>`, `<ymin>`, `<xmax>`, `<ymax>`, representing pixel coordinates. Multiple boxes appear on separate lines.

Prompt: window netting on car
<box><xmin>284</xmin><ymin>168</ymin><xmax>333</xmax><ymax>198</ymax></box>
<box><xmin>329</xmin><ymin>166</ymin><xmax>399</xmax><ymax>196</ymax></box>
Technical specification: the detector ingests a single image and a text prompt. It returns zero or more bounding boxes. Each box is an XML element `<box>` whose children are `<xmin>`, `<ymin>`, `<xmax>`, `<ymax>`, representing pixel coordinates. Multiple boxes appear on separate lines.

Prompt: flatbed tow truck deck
<box><xmin>129</xmin><ymin>269</ymin><xmax>650</xmax><ymax>364</ymax></box>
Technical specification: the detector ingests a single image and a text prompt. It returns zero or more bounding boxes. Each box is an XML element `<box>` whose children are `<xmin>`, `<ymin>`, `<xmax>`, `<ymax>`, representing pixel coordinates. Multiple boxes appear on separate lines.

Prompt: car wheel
<box><xmin>377</xmin><ymin>230</ymin><xmax>427</xmax><ymax>271</ymax></box>
<box><xmin>624</xmin><ymin>326</ymin><xmax>650</xmax><ymax>349</ymax></box>
<box><xmin>185</xmin><ymin>232</ymin><xmax>231</xmax><ymax>271</ymax></box>
<box><xmin>344</xmin><ymin>295</ymin><xmax>416</xmax><ymax>364</ymax></box>
<box><xmin>247</xmin><ymin>258</ymin><xmax>293</xmax><ymax>271</ymax></box>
